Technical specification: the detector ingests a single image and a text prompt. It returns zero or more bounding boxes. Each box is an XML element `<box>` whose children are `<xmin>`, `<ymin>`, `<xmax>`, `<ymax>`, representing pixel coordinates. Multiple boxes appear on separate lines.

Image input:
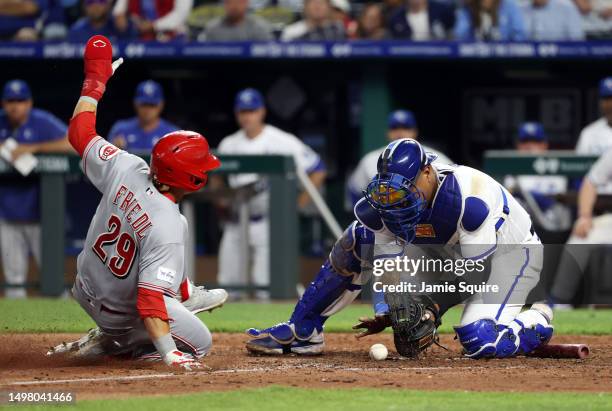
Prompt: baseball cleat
<box><xmin>182</xmin><ymin>286</ymin><xmax>228</xmax><ymax>314</ymax></box>
<box><xmin>246</xmin><ymin>335</ymin><xmax>325</xmax><ymax>355</ymax></box>
<box><xmin>47</xmin><ymin>328</ymin><xmax>107</xmax><ymax>357</ymax></box>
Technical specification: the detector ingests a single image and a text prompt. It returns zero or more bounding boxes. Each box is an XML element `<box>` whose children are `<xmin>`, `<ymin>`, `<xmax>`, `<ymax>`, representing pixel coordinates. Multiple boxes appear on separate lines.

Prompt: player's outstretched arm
<box><xmin>573</xmin><ymin>178</ymin><xmax>597</xmax><ymax>238</ymax></box>
<box><xmin>68</xmin><ymin>35</ymin><xmax>123</xmax><ymax>156</ymax></box>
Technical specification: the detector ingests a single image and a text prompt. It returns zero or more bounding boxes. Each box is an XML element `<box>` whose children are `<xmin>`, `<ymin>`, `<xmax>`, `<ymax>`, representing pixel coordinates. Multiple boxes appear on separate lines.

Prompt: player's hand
<box><xmin>352</xmin><ymin>315</ymin><xmax>391</xmax><ymax>339</ymax></box>
<box><xmin>81</xmin><ymin>35</ymin><xmax>124</xmax><ymax>101</ymax></box>
<box><xmin>572</xmin><ymin>216</ymin><xmax>593</xmax><ymax>238</ymax></box>
<box><xmin>163</xmin><ymin>350</ymin><xmax>201</xmax><ymax>371</ymax></box>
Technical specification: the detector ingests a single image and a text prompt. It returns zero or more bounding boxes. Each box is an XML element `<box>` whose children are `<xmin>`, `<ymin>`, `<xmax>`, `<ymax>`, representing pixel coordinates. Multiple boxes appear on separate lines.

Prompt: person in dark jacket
<box><xmin>388</xmin><ymin>0</ymin><xmax>455</xmax><ymax>40</ymax></box>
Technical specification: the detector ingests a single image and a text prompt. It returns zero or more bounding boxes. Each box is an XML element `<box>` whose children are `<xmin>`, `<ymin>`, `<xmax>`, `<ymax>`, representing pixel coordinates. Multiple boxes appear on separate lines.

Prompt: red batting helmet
<box><xmin>150</xmin><ymin>130</ymin><xmax>220</xmax><ymax>192</ymax></box>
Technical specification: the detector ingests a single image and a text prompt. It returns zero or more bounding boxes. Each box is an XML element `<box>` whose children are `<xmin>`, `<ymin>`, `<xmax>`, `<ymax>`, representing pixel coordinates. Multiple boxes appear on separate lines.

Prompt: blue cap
<box><xmin>600</xmin><ymin>77</ymin><xmax>612</xmax><ymax>98</ymax></box>
<box><xmin>2</xmin><ymin>79</ymin><xmax>31</xmax><ymax>101</ymax></box>
<box><xmin>134</xmin><ymin>80</ymin><xmax>164</xmax><ymax>105</ymax></box>
<box><xmin>388</xmin><ymin>110</ymin><xmax>417</xmax><ymax>129</ymax></box>
<box><xmin>235</xmin><ymin>88</ymin><xmax>264</xmax><ymax>111</ymax></box>
<box><xmin>518</xmin><ymin>122</ymin><xmax>546</xmax><ymax>141</ymax></box>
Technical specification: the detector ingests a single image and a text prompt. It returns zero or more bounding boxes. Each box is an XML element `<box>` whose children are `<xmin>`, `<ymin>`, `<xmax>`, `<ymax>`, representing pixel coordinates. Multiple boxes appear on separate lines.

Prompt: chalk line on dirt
<box><xmin>4</xmin><ymin>363</ymin><xmax>549</xmax><ymax>387</ymax></box>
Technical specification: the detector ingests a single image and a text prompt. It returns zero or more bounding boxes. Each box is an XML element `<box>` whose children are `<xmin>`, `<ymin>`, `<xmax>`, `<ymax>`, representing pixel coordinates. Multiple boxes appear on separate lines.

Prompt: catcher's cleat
<box><xmin>47</xmin><ymin>328</ymin><xmax>108</xmax><ymax>357</ymax></box>
<box><xmin>182</xmin><ymin>286</ymin><xmax>228</xmax><ymax>314</ymax></box>
<box><xmin>246</xmin><ymin>334</ymin><xmax>325</xmax><ymax>355</ymax></box>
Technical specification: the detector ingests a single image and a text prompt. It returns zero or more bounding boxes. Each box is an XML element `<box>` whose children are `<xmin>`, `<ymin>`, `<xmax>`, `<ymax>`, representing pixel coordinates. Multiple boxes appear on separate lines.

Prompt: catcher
<box><xmin>246</xmin><ymin>139</ymin><xmax>553</xmax><ymax>359</ymax></box>
<box><xmin>47</xmin><ymin>35</ymin><xmax>227</xmax><ymax>369</ymax></box>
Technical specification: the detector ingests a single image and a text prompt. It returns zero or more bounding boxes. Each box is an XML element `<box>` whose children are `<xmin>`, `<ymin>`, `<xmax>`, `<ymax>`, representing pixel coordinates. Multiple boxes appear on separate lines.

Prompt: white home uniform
<box><xmin>576</xmin><ymin>117</ymin><xmax>612</xmax><ymax>156</ymax></box>
<box><xmin>361</xmin><ymin>163</ymin><xmax>546</xmax><ymax>330</ymax></box>
<box><xmin>348</xmin><ymin>144</ymin><xmax>452</xmax><ymax>202</ymax></box>
<box><xmin>72</xmin><ymin>137</ymin><xmax>211</xmax><ymax>357</ymax></box>
<box><xmin>216</xmin><ymin>125</ymin><xmax>323</xmax><ymax>295</ymax></box>
<box><xmin>550</xmin><ymin>148</ymin><xmax>612</xmax><ymax>302</ymax></box>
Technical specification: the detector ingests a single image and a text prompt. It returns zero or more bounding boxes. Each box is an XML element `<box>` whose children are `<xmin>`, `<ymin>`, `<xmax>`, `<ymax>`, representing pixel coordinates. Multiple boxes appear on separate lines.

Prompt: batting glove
<box><xmin>163</xmin><ymin>350</ymin><xmax>201</xmax><ymax>371</ymax></box>
<box><xmin>81</xmin><ymin>35</ymin><xmax>124</xmax><ymax>102</ymax></box>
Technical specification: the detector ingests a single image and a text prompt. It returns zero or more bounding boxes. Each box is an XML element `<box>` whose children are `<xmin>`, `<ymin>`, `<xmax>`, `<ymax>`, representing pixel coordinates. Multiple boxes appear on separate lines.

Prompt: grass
<box><xmin>1</xmin><ymin>299</ymin><xmax>612</xmax><ymax>335</ymax></box>
<box><xmin>5</xmin><ymin>387</ymin><xmax>612</xmax><ymax>411</ymax></box>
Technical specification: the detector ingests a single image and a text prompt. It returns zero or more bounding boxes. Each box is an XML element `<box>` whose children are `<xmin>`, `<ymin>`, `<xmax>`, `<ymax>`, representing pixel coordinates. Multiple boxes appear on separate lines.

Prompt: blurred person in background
<box><xmin>69</xmin><ymin>0</ymin><xmax>136</xmax><ymax>42</ymax></box>
<box><xmin>503</xmin><ymin>122</ymin><xmax>570</xmax><ymax>231</ymax></box>
<box><xmin>454</xmin><ymin>0</ymin><xmax>526</xmax><ymax>40</ymax></box>
<box><xmin>112</xmin><ymin>0</ymin><xmax>193</xmax><ymax>41</ymax></box>
<box><xmin>549</xmin><ymin>147</ymin><xmax>612</xmax><ymax>307</ymax></box>
<box><xmin>522</xmin><ymin>0</ymin><xmax>584</xmax><ymax>40</ymax></box>
<box><xmin>351</xmin><ymin>3</ymin><xmax>389</xmax><ymax>39</ymax></box>
<box><xmin>548</xmin><ymin>79</ymin><xmax>612</xmax><ymax>308</ymax></box>
<box><xmin>347</xmin><ymin>109</ymin><xmax>452</xmax><ymax>205</ymax></box>
<box><xmin>202</xmin><ymin>0</ymin><xmax>273</xmax><ymax>41</ymax></box>
<box><xmin>281</xmin><ymin>0</ymin><xmax>346</xmax><ymax>41</ymax></box>
<box><xmin>382</xmin><ymin>0</ymin><xmax>405</xmax><ymax>22</ymax></box>
<box><xmin>576</xmin><ymin>77</ymin><xmax>612</xmax><ymax>155</ymax></box>
<box><xmin>215</xmin><ymin>88</ymin><xmax>326</xmax><ymax>300</ymax></box>
<box><xmin>0</xmin><ymin>0</ymin><xmax>47</xmax><ymax>40</ymax></box>
<box><xmin>574</xmin><ymin>0</ymin><xmax>612</xmax><ymax>38</ymax></box>
<box><xmin>108</xmin><ymin>80</ymin><xmax>179</xmax><ymax>153</ymax></box>
<box><xmin>0</xmin><ymin>80</ymin><xmax>73</xmax><ymax>298</ymax></box>
<box><xmin>387</xmin><ymin>0</ymin><xmax>455</xmax><ymax>40</ymax></box>
<box><xmin>248</xmin><ymin>0</ymin><xmax>303</xmax><ymax>14</ymax></box>
<box><xmin>330</xmin><ymin>0</ymin><xmax>355</xmax><ymax>33</ymax></box>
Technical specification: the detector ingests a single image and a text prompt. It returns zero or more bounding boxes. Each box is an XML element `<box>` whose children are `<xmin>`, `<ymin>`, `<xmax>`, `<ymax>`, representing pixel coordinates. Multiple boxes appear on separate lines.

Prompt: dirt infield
<box><xmin>1</xmin><ymin>333</ymin><xmax>611</xmax><ymax>399</ymax></box>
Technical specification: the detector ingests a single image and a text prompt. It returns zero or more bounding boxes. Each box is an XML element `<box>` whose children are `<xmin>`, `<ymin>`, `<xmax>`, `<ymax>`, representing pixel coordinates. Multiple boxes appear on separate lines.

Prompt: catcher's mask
<box><xmin>364</xmin><ymin>139</ymin><xmax>436</xmax><ymax>242</ymax></box>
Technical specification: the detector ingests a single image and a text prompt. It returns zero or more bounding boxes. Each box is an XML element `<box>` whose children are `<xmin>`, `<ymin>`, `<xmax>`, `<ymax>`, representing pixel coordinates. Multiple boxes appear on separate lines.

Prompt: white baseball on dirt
<box><xmin>369</xmin><ymin>343</ymin><xmax>388</xmax><ymax>361</ymax></box>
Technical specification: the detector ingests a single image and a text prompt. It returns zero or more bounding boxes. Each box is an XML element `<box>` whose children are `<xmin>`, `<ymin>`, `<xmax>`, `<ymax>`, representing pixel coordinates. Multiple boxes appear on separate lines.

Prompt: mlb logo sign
<box><xmin>99</xmin><ymin>144</ymin><xmax>120</xmax><ymax>161</ymax></box>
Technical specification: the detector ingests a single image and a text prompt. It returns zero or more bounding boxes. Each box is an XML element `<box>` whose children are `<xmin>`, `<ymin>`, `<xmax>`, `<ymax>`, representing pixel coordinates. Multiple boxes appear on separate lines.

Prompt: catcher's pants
<box><xmin>0</xmin><ymin>221</ymin><xmax>40</xmax><ymax>299</ymax></box>
<box><xmin>459</xmin><ymin>239</ymin><xmax>544</xmax><ymax>326</ymax></box>
<box><xmin>72</xmin><ymin>278</ymin><xmax>212</xmax><ymax>358</ymax></box>
<box><xmin>217</xmin><ymin>218</ymin><xmax>269</xmax><ymax>299</ymax></box>
<box><xmin>550</xmin><ymin>213</ymin><xmax>612</xmax><ymax>302</ymax></box>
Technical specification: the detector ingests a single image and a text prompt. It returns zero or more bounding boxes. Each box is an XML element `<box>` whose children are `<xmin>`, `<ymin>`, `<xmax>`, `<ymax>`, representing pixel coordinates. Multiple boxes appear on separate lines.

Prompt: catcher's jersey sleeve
<box><xmin>81</xmin><ymin>136</ymin><xmax>148</xmax><ymax>193</ymax></box>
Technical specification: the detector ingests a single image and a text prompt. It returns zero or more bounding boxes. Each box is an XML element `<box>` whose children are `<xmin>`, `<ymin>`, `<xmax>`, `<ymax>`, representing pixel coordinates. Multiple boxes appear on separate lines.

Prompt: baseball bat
<box><xmin>527</xmin><ymin>343</ymin><xmax>590</xmax><ymax>359</ymax></box>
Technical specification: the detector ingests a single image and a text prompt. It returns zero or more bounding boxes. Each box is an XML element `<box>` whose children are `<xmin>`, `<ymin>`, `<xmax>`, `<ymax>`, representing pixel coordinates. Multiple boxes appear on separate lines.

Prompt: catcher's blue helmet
<box><xmin>365</xmin><ymin>139</ymin><xmax>436</xmax><ymax>242</ymax></box>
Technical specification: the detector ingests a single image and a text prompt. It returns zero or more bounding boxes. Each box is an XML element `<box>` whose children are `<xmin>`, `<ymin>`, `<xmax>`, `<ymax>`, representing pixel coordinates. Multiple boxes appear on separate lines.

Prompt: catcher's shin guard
<box><xmin>384</xmin><ymin>292</ymin><xmax>440</xmax><ymax>358</ymax></box>
<box><xmin>509</xmin><ymin>304</ymin><xmax>554</xmax><ymax>354</ymax></box>
<box><xmin>245</xmin><ymin>261</ymin><xmax>360</xmax><ymax>354</ymax></box>
<box><xmin>454</xmin><ymin>319</ymin><xmax>520</xmax><ymax>359</ymax></box>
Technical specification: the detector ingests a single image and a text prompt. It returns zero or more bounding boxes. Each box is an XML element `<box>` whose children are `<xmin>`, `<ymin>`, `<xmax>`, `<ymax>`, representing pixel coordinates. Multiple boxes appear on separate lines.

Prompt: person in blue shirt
<box><xmin>522</xmin><ymin>0</ymin><xmax>585</xmax><ymax>40</ymax></box>
<box><xmin>68</xmin><ymin>0</ymin><xmax>135</xmax><ymax>42</ymax></box>
<box><xmin>0</xmin><ymin>79</ymin><xmax>72</xmax><ymax>298</ymax></box>
<box><xmin>388</xmin><ymin>0</ymin><xmax>455</xmax><ymax>40</ymax></box>
<box><xmin>0</xmin><ymin>0</ymin><xmax>47</xmax><ymax>40</ymax></box>
<box><xmin>503</xmin><ymin>122</ymin><xmax>570</xmax><ymax>232</ymax></box>
<box><xmin>108</xmin><ymin>80</ymin><xmax>179</xmax><ymax>154</ymax></box>
<box><xmin>454</xmin><ymin>0</ymin><xmax>527</xmax><ymax>41</ymax></box>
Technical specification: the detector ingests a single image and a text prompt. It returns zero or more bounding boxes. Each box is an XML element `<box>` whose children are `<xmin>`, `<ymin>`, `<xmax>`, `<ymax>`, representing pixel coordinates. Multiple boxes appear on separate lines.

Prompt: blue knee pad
<box><xmin>513</xmin><ymin>319</ymin><xmax>554</xmax><ymax>354</ymax></box>
<box><xmin>454</xmin><ymin>319</ymin><xmax>520</xmax><ymax>359</ymax></box>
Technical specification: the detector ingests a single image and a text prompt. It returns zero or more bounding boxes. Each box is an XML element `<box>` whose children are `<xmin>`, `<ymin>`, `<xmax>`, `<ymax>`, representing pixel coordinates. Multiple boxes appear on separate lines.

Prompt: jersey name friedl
<box><xmin>112</xmin><ymin>184</ymin><xmax>153</xmax><ymax>240</ymax></box>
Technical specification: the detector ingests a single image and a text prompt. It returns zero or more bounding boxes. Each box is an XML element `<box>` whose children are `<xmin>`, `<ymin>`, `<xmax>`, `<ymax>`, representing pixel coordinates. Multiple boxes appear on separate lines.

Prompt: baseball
<box><xmin>369</xmin><ymin>343</ymin><xmax>388</xmax><ymax>361</ymax></box>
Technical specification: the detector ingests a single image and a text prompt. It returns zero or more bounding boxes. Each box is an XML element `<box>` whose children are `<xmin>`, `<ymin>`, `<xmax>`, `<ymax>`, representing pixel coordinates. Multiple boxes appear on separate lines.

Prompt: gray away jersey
<box><xmin>76</xmin><ymin>137</ymin><xmax>187</xmax><ymax>318</ymax></box>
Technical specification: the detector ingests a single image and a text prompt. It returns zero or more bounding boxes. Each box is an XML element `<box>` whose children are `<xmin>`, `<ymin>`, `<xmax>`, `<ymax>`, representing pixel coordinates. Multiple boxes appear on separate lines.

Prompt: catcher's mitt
<box><xmin>384</xmin><ymin>292</ymin><xmax>441</xmax><ymax>358</ymax></box>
